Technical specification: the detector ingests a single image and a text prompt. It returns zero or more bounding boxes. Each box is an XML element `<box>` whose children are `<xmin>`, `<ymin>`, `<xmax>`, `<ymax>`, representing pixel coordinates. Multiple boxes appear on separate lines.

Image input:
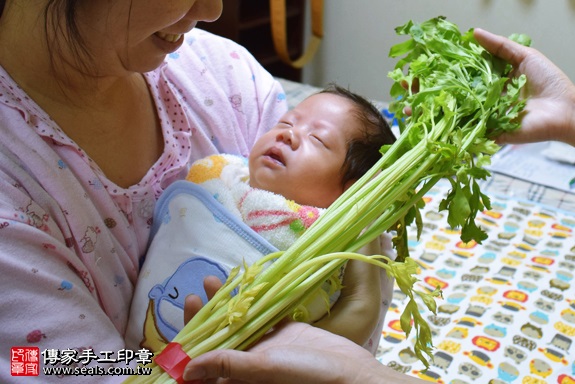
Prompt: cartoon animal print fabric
<box><xmin>377</xmin><ymin>180</ymin><xmax>575</xmax><ymax>384</ymax></box>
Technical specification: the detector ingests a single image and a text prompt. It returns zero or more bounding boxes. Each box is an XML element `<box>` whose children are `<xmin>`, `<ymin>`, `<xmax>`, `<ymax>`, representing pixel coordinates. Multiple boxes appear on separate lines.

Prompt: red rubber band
<box><xmin>154</xmin><ymin>342</ymin><xmax>192</xmax><ymax>384</ymax></box>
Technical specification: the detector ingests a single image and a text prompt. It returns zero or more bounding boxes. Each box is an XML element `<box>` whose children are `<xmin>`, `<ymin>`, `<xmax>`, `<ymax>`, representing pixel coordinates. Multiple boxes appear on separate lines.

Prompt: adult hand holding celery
<box><xmin>126</xmin><ymin>16</ymin><xmax>529</xmax><ymax>383</ymax></box>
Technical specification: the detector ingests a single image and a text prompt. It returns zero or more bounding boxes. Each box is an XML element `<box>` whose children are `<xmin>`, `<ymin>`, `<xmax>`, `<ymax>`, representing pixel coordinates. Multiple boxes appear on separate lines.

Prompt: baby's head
<box><xmin>249</xmin><ymin>84</ymin><xmax>395</xmax><ymax>208</ymax></box>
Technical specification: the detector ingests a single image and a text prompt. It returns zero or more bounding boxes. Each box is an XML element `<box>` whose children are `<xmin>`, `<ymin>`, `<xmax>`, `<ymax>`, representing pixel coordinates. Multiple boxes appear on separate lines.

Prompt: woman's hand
<box><xmin>474</xmin><ymin>28</ymin><xmax>575</xmax><ymax>146</ymax></box>
<box><xmin>183</xmin><ymin>320</ymin><xmax>424</xmax><ymax>384</ymax></box>
<box><xmin>313</xmin><ymin>243</ymin><xmax>382</xmax><ymax>346</ymax></box>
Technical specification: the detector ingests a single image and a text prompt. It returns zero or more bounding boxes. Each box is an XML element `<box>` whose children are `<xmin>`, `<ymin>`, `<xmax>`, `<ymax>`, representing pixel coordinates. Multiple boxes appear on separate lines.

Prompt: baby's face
<box><xmin>249</xmin><ymin>93</ymin><xmax>359</xmax><ymax>208</ymax></box>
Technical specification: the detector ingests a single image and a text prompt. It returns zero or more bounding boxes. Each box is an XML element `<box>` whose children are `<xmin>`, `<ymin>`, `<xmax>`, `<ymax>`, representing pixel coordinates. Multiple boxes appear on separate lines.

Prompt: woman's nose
<box><xmin>277</xmin><ymin>129</ymin><xmax>299</xmax><ymax>149</ymax></box>
<box><xmin>189</xmin><ymin>0</ymin><xmax>223</xmax><ymax>23</ymax></box>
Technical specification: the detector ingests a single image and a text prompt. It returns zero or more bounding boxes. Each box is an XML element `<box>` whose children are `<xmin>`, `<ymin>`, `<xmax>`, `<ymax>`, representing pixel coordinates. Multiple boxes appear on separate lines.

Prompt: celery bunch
<box><xmin>128</xmin><ymin>17</ymin><xmax>528</xmax><ymax>382</ymax></box>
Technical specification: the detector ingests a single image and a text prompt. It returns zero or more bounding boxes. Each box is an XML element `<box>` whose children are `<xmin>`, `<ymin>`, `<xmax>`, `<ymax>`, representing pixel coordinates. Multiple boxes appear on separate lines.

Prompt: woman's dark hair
<box><xmin>319</xmin><ymin>84</ymin><xmax>396</xmax><ymax>188</ymax></box>
<box><xmin>45</xmin><ymin>0</ymin><xmax>94</xmax><ymax>76</ymax></box>
<box><xmin>1</xmin><ymin>0</ymin><xmax>94</xmax><ymax>76</ymax></box>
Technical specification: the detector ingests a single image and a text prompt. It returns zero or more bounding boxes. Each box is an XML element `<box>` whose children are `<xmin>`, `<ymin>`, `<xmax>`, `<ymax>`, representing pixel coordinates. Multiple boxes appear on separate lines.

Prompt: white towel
<box><xmin>187</xmin><ymin>154</ymin><xmax>325</xmax><ymax>251</ymax></box>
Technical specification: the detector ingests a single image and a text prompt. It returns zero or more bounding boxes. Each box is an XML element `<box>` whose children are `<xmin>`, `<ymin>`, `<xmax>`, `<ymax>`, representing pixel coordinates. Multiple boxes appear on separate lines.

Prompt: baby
<box><xmin>127</xmin><ymin>84</ymin><xmax>396</xmax><ymax>355</ymax></box>
<box><xmin>187</xmin><ymin>84</ymin><xmax>396</xmax><ymax>250</ymax></box>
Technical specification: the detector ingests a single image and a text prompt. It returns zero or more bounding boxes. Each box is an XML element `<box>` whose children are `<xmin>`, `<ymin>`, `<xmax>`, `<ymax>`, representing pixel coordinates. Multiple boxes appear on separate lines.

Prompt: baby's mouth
<box><xmin>264</xmin><ymin>147</ymin><xmax>286</xmax><ymax>166</ymax></box>
<box><xmin>155</xmin><ymin>32</ymin><xmax>183</xmax><ymax>43</ymax></box>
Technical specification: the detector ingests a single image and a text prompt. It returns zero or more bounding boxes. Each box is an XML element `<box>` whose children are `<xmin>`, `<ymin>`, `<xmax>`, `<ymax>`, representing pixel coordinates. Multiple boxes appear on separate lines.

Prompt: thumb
<box><xmin>473</xmin><ymin>28</ymin><xmax>527</xmax><ymax>67</ymax></box>
<box><xmin>183</xmin><ymin>349</ymin><xmax>270</xmax><ymax>383</ymax></box>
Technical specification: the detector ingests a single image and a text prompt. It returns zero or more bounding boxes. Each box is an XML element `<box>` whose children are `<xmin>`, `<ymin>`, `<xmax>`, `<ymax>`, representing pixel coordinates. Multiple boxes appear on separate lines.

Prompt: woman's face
<box><xmin>76</xmin><ymin>0</ymin><xmax>222</xmax><ymax>74</ymax></box>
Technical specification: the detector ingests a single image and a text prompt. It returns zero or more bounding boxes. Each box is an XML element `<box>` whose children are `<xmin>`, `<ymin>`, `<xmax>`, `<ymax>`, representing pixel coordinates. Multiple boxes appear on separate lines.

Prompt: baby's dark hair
<box><xmin>318</xmin><ymin>84</ymin><xmax>396</xmax><ymax>188</ymax></box>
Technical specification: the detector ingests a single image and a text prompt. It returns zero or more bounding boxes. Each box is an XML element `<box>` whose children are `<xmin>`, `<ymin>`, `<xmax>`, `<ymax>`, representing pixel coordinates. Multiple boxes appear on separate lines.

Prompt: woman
<box><xmin>0</xmin><ymin>1</ymin><xmax>284</xmax><ymax>382</ymax></box>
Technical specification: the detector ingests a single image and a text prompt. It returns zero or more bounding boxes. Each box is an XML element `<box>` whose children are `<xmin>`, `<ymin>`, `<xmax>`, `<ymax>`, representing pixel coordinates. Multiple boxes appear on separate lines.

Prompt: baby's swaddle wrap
<box><xmin>186</xmin><ymin>154</ymin><xmax>326</xmax><ymax>251</ymax></box>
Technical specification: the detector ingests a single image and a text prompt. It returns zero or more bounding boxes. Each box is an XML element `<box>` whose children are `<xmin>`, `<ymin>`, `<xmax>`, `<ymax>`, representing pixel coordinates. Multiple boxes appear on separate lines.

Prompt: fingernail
<box><xmin>183</xmin><ymin>366</ymin><xmax>205</xmax><ymax>381</ymax></box>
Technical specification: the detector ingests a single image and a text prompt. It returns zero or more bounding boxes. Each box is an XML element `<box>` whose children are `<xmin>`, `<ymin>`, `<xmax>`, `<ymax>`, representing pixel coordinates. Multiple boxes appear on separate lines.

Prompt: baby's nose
<box><xmin>277</xmin><ymin>129</ymin><xmax>299</xmax><ymax>149</ymax></box>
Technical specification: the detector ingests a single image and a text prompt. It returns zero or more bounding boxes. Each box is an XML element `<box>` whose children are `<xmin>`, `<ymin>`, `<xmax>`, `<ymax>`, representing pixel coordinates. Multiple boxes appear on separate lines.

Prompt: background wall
<box><xmin>302</xmin><ymin>0</ymin><xmax>575</xmax><ymax>101</ymax></box>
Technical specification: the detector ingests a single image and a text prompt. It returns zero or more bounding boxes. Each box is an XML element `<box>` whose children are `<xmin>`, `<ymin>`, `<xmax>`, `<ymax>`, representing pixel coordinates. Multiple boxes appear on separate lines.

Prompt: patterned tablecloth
<box><xmin>376</xmin><ymin>180</ymin><xmax>575</xmax><ymax>384</ymax></box>
<box><xmin>277</xmin><ymin>78</ymin><xmax>575</xmax><ymax>384</ymax></box>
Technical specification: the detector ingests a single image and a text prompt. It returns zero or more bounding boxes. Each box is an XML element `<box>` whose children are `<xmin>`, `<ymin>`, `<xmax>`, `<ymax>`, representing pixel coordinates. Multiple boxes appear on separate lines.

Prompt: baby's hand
<box><xmin>183</xmin><ymin>276</ymin><xmax>223</xmax><ymax>324</ymax></box>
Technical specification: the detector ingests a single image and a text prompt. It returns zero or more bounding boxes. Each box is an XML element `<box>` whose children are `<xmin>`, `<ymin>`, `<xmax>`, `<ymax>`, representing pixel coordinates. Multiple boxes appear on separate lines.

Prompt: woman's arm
<box><xmin>313</xmin><ymin>256</ymin><xmax>382</xmax><ymax>348</ymax></box>
<box><xmin>313</xmin><ymin>235</ymin><xmax>394</xmax><ymax>351</ymax></box>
